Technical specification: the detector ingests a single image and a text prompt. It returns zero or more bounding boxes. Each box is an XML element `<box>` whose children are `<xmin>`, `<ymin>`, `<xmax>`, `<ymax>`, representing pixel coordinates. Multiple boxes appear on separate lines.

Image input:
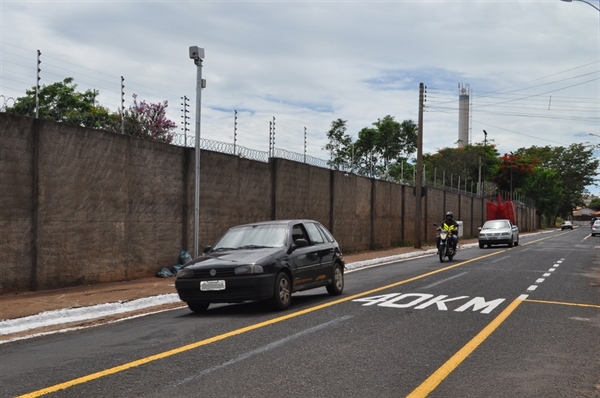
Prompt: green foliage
<box><xmin>5</xmin><ymin>77</ymin><xmax>112</xmax><ymax>129</ymax></box>
<box><xmin>322</xmin><ymin>116</ymin><xmax>417</xmax><ymax>178</ymax></box>
<box><xmin>5</xmin><ymin>77</ymin><xmax>177</xmax><ymax>144</ymax></box>
<box><xmin>588</xmin><ymin>198</ymin><xmax>600</xmax><ymax>211</ymax></box>
<box><xmin>514</xmin><ymin>144</ymin><xmax>599</xmax><ymax>217</ymax></box>
<box><xmin>422</xmin><ymin>143</ymin><xmax>500</xmax><ymax>187</ymax></box>
<box><xmin>323</xmin><ymin>119</ymin><xmax>353</xmax><ymax>170</ymax></box>
<box><xmin>519</xmin><ymin>166</ymin><xmax>563</xmax><ymax>222</ymax></box>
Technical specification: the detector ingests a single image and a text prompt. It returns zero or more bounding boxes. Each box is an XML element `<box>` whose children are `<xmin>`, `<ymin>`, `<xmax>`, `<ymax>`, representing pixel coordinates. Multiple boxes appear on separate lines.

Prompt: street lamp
<box><xmin>560</xmin><ymin>0</ymin><xmax>600</xmax><ymax>11</ymax></box>
<box><xmin>189</xmin><ymin>46</ymin><xmax>205</xmax><ymax>258</ymax></box>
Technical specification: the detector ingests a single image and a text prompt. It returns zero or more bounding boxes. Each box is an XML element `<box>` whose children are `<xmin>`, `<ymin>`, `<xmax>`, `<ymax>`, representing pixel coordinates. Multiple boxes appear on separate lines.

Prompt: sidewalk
<box><xmin>0</xmin><ymin>239</ymin><xmax>478</xmax><ymax>342</ymax></box>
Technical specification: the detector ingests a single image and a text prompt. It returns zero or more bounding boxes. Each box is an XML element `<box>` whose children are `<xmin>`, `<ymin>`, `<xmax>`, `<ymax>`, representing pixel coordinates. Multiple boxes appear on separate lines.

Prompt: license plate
<box><xmin>200</xmin><ymin>280</ymin><xmax>226</xmax><ymax>291</ymax></box>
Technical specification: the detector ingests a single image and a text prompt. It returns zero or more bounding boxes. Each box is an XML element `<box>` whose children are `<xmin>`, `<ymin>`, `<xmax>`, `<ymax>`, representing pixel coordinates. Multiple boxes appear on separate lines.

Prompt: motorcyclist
<box><xmin>436</xmin><ymin>211</ymin><xmax>459</xmax><ymax>254</ymax></box>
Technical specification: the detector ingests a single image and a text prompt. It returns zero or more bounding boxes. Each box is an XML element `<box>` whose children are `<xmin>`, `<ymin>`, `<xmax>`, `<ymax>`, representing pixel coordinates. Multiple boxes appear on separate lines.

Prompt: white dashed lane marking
<box><xmin>526</xmin><ymin>258</ymin><xmax>564</xmax><ymax>294</ymax></box>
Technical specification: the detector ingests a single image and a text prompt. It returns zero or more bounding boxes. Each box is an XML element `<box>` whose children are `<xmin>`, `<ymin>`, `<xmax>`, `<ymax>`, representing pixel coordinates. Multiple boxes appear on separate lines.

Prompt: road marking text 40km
<box><xmin>353</xmin><ymin>293</ymin><xmax>506</xmax><ymax>314</ymax></box>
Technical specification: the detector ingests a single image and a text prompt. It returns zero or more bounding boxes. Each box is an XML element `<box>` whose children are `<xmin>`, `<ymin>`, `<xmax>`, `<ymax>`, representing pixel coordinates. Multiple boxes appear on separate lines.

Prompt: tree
<box><xmin>423</xmin><ymin>143</ymin><xmax>500</xmax><ymax>189</ymax></box>
<box><xmin>104</xmin><ymin>94</ymin><xmax>176</xmax><ymax>144</ymax></box>
<box><xmin>515</xmin><ymin>144</ymin><xmax>599</xmax><ymax>217</ymax></box>
<box><xmin>323</xmin><ymin>119</ymin><xmax>353</xmax><ymax>170</ymax></box>
<box><xmin>354</xmin><ymin>126</ymin><xmax>379</xmax><ymax>177</ymax></box>
<box><xmin>493</xmin><ymin>152</ymin><xmax>538</xmax><ymax>194</ymax></box>
<box><xmin>5</xmin><ymin>77</ymin><xmax>112</xmax><ymax>129</ymax></box>
<box><xmin>589</xmin><ymin>198</ymin><xmax>600</xmax><ymax>211</ymax></box>
<box><xmin>519</xmin><ymin>167</ymin><xmax>563</xmax><ymax>226</ymax></box>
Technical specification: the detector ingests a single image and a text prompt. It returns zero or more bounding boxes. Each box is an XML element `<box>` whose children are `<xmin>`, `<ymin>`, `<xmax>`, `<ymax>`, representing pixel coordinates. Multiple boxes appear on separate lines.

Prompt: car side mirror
<box><xmin>202</xmin><ymin>246</ymin><xmax>212</xmax><ymax>254</ymax></box>
<box><xmin>478</xmin><ymin>227</ymin><xmax>482</xmax><ymax>231</ymax></box>
<box><xmin>294</xmin><ymin>238</ymin><xmax>308</xmax><ymax>248</ymax></box>
<box><xmin>288</xmin><ymin>238</ymin><xmax>308</xmax><ymax>254</ymax></box>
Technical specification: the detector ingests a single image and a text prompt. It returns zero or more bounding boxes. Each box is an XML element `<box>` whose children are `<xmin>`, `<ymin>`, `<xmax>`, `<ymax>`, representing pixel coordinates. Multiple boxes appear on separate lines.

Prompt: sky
<box><xmin>1</xmin><ymin>0</ymin><xmax>599</xmax><ymax>193</ymax></box>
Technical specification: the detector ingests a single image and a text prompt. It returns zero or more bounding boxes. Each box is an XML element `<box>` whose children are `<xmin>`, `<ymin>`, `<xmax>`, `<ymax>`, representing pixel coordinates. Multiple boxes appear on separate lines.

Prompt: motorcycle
<box><xmin>434</xmin><ymin>223</ymin><xmax>455</xmax><ymax>263</ymax></box>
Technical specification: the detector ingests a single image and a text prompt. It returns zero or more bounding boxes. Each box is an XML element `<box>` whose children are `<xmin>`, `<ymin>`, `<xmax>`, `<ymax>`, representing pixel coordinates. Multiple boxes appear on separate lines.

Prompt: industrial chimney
<box><xmin>458</xmin><ymin>83</ymin><xmax>470</xmax><ymax>147</ymax></box>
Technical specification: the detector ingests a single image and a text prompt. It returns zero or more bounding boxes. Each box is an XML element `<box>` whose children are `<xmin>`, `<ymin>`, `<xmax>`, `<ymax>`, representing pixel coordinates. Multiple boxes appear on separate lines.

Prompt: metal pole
<box><xmin>120</xmin><ymin>76</ymin><xmax>125</xmax><ymax>135</ymax></box>
<box><xmin>191</xmin><ymin>47</ymin><xmax>205</xmax><ymax>258</ymax></box>
<box><xmin>35</xmin><ymin>50</ymin><xmax>41</xmax><ymax>119</ymax></box>
<box><xmin>414</xmin><ymin>82</ymin><xmax>425</xmax><ymax>248</ymax></box>
<box><xmin>304</xmin><ymin>127</ymin><xmax>307</xmax><ymax>163</ymax></box>
<box><xmin>234</xmin><ymin>110</ymin><xmax>237</xmax><ymax>155</ymax></box>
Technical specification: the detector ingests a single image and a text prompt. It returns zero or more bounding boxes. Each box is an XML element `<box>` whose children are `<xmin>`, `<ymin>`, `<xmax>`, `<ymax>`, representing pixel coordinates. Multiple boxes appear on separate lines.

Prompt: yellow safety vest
<box><xmin>442</xmin><ymin>222</ymin><xmax>455</xmax><ymax>232</ymax></box>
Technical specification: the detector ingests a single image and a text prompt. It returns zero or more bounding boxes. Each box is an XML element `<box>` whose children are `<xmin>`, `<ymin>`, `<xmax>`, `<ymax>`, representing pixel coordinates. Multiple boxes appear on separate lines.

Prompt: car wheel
<box><xmin>508</xmin><ymin>237</ymin><xmax>514</xmax><ymax>248</ymax></box>
<box><xmin>326</xmin><ymin>263</ymin><xmax>344</xmax><ymax>296</ymax></box>
<box><xmin>188</xmin><ymin>302</ymin><xmax>209</xmax><ymax>313</ymax></box>
<box><xmin>271</xmin><ymin>272</ymin><xmax>292</xmax><ymax>310</ymax></box>
<box><xmin>514</xmin><ymin>237</ymin><xmax>519</xmax><ymax>246</ymax></box>
<box><xmin>479</xmin><ymin>242</ymin><xmax>484</xmax><ymax>249</ymax></box>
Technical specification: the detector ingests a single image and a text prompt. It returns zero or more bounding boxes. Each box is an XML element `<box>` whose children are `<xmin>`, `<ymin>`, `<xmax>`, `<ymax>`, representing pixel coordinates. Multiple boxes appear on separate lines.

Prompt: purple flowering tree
<box><xmin>107</xmin><ymin>94</ymin><xmax>177</xmax><ymax>143</ymax></box>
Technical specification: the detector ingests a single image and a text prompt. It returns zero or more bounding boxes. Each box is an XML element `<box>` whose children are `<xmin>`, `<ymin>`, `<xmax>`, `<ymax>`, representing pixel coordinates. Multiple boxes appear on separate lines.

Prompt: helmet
<box><xmin>445</xmin><ymin>211</ymin><xmax>454</xmax><ymax>218</ymax></box>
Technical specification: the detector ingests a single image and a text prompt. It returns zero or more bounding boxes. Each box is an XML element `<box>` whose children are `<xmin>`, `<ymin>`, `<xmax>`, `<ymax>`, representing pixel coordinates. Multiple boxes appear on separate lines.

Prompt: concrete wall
<box><xmin>0</xmin><ymin>113</ymin><xmax>538</xmax><ymax>293</ymax></box>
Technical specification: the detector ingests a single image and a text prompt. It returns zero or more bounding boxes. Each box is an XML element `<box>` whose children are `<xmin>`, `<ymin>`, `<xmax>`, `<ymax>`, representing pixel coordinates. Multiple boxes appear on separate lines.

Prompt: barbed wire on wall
<box><xmin>166</xmin><ymin>132</ymin><xmax>516</xmax><ymax>201</ymax></box>
<box><xmin>1</xmin><ymin>95</ymin><xmax>16</xmax><ymax>112</ymax></box>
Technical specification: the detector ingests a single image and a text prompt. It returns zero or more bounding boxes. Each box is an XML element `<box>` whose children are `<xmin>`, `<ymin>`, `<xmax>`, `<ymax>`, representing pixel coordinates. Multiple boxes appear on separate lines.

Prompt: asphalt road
<box><xmin>2</xmin><ymin>228</ymin><xmax>599</xmax><ymax>398</ymax></box>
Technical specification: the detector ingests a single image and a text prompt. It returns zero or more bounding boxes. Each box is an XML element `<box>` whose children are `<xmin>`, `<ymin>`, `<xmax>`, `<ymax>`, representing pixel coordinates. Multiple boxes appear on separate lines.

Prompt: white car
<box><xmin>591</xmin><ymin>220</ymin><xmax>600</xmax><ymax>237</ymax></box>
<box><xmin>561</xmin><ymin>220</ymin><xmax>573</xmax><ymax>230</ymax></box>
<box><xmin>478</xmin><ymin>219</ymin><xmax>519</xmax><ymax>248</ymax></box>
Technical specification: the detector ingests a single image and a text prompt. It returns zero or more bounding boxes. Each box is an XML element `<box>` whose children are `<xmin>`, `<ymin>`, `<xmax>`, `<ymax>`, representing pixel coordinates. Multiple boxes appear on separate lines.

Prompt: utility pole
<box><xmin>414</xmin><ymin>83</ymin><xmax>425</xmax><ymax>249</ymax></box>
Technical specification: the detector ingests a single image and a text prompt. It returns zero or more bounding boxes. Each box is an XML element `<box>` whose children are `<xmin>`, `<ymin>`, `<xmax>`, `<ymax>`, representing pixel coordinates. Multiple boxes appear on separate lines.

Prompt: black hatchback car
<box><xmin>175</xmin><ymin>220</ymin><xmax>345</xmax><ymax>312</ymax></box>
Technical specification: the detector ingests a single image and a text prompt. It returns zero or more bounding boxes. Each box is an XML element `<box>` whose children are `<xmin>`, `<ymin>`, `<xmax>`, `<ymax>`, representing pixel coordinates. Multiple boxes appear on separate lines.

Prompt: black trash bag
<box><xmin>156</xmin><ymin>267</ymin><xmax>175</xmax><ymax>278</ymax></box>
<box><xmin>179</xmin><ymin>250</ymin><xmax>192</xmax><ymax>265</ymax></box>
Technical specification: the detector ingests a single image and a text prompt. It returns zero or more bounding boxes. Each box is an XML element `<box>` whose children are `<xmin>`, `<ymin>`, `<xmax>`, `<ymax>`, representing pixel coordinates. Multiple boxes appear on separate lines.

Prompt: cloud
<box><xmin>1</xmin><ymin>0</ymin><xmax>598</xmax><ymax>191</ymax></box>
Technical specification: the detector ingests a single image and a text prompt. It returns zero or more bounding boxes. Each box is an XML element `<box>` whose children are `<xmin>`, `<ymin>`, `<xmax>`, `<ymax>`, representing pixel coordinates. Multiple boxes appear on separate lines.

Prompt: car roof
<box><xmin>230</xmin><ymin>219</ymin><xmax>322</xmax><ymax>228</ymax></box>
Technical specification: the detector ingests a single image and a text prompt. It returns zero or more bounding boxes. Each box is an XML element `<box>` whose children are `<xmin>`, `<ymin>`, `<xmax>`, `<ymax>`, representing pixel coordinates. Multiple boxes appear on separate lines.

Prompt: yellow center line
<box><xmin>406</xmin><ymin>294</ymin><xmax>528</xmax><ymax>398</ymax></box>
<box><xmin>19</xmin><ymin>252</ymin><xmax>503</xmax><ymax>398</ymax></box>
<box><xmin>20</xmin><ymin>236</ymin><xmax>560</xmax><ymax>398</ymax></box>
<box><xmin>524</xmin><ymin>299</ymin><xmax>600</xmax><ymax>309</ymax></box>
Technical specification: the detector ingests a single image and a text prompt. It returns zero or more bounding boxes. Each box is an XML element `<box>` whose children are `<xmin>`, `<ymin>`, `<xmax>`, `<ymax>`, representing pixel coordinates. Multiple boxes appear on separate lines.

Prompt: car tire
<box><xmin>479</xmin><ymin>242</ymin><xmax>484</xmax><ymax>249</ymax></box>
<box><xmin>514</xmin><ymin>237</ymin><xmax>519</xmax><ymax>246</ymax></box>
<box><xmin>188</xmin><ymin>302</ymin><xmax>210</xmax><ymax>313</ymax></box>
<box><xmin>508</xmin><ymin>237</ymin><xmax>514</xmax><ymax>248</ymax></box>
<box><xmin>326</xmin><ymin>263</ymin><xmax>344</xmax><ymax>296</ymax></box>
<box><xmin>271</xmin><ymin>272</ymin><xmax>292</xmax><ymax>311</ymax></box>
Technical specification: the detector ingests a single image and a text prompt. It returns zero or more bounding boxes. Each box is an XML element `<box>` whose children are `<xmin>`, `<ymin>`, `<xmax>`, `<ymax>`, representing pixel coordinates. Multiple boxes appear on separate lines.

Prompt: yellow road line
<box><xmin>18</xmin><ymin>245</ymin><xmax>536</xmax><ymax>397</ymax></box>
<box><xmin>406</xmin><ymin>294</ymin><xmax>528</xmax><ymax>398</ymax></box>
<box><xmin>19</xmin><ymin>253</ymin><xmax>502</xmax><ymax>397</ymax></box>
<box><xmin>525</xmin><ymin>299</ymin><xmax>600</xmax><ymax>309</ymax></box>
